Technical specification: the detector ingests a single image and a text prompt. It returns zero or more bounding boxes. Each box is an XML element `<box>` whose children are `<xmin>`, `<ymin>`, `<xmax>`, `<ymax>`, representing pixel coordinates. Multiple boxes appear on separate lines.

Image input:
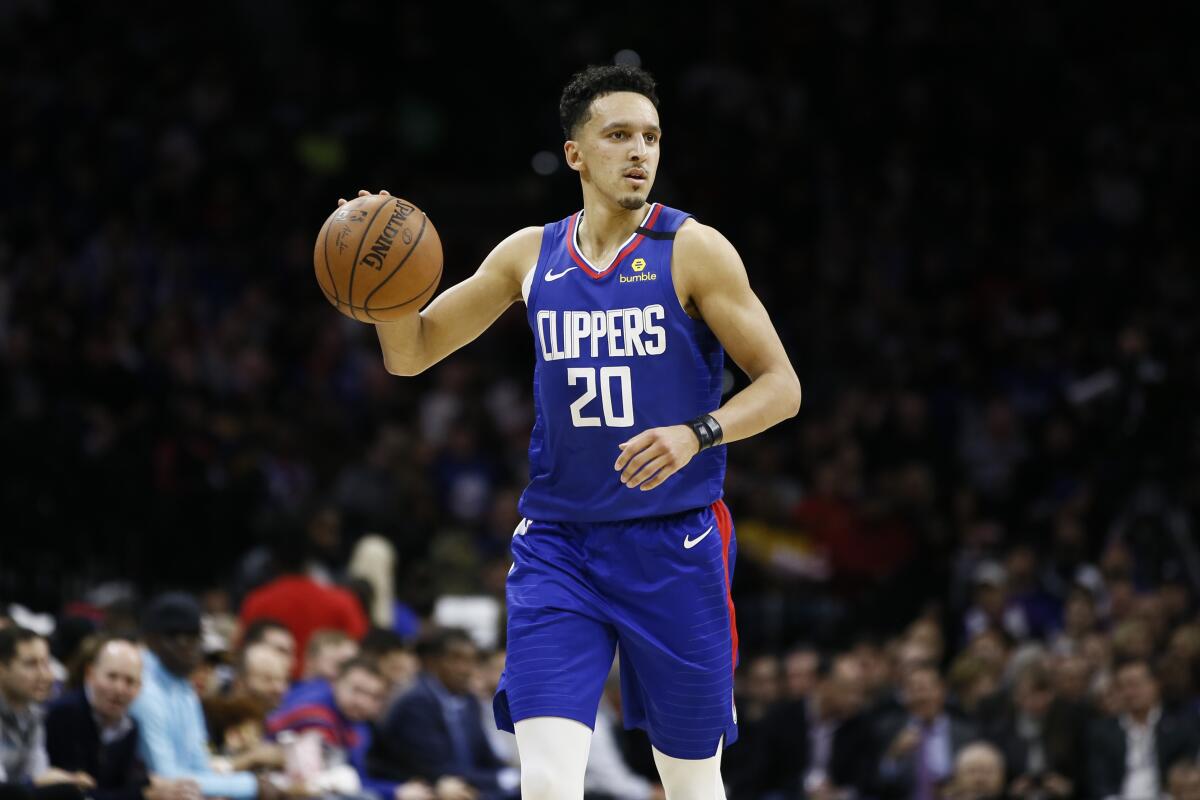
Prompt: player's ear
<box><xmin>564</xmin><ymin>140</ymin><xmax>584</xmax><ymax>173</ymax></box>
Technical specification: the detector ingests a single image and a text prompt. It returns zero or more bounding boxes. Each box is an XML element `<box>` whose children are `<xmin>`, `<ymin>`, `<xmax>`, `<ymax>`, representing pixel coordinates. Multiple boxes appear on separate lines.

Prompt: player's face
<box><xmin>569</xmin><ymin>91</ymin><xmax>661</xmax><ymax>210</ymax></box>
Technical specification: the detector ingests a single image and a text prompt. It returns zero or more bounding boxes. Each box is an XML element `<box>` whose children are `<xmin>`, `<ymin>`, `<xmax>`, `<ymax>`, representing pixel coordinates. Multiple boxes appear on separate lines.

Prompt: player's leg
<box><xmin>494</xmin><ymin>518</ymin><xmax>615</xmax><ymax>799</ymax></box>
<box><xmin>652</xmin><ymin>738</ymin><xmax>727</xmax><ymax>800</ymax></box>
<box><xmin>597</xmin><ymin>500</ymin><xmax>739</xmax><ymax>767</ymax></box>
<box><xmin>514</xmin><ymin>717</ymin><xmax>593</xmax><ymax>799</ymax></box>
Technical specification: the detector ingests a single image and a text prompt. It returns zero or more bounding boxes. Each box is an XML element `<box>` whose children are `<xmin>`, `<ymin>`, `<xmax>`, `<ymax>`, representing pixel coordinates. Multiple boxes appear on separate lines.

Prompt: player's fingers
<box><xmin>615</xmin><ymin>431</ymin><xmax>654</xmax><ymax>470</ymax></box>
<box><xmin>379</xmin><ymin>189</ymin><xmax>391</xmax><ymax>196</ymax></box>
<box><xmin>639</xmin><ymin>462</ymin><xmax>679</xmax><ymax>491</ymax></box>
<box><xmin>625</xmin><ymin>453</ymin><xmax>671</xmax><ymax>489</ymax></box>
<box><xmin>337</xmin><ymin>198</ymin><xmax>348</xmax><ymax>206</ymax></box>
<box><xmin>620</xmin><ymin>441</ymin><xmax>664</xmax><ymax>483</ymax></box>
<box><xmin>357</xmin><ymin>189</ymin><xmax>371</xmax><ymax>196</ymax></box>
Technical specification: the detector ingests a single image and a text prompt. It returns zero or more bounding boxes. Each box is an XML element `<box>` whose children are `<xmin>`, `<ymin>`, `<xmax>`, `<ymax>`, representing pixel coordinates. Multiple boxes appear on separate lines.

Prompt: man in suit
<box><xmin>874</xmin><ymin>663</ymin><xmax>980</xmax><ymax>800</ymax></box>
<box><xmin>1086</xmin><ymin>659</ymin><xmax>1200</xmax><ymax>800</ymax></box>
<box><xmin>372</xmin><ymin>628</ymin><xmax>519</xmax><ymax>800</ymax></box>
<box><xmin>44</xmin><ymin>639</ymin><xmax>199</xmax><ymax>800</ymax></box>
<box><xmin>988</xmin><ymin>661</ymin><xmax>1087</xmax><ymax>800</ymax></box>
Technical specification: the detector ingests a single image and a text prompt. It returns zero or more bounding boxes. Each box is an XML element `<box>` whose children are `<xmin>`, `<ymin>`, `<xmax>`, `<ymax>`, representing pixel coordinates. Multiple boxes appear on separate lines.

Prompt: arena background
<box><xmin>2</xmin><ymin>1</ymin><xmax>1199</xmax><ymax>797</ymax></box>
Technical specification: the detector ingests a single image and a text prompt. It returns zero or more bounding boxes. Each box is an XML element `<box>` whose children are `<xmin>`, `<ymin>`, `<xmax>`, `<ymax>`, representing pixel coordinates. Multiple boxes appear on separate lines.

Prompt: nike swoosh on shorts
<box><xmin>683</xmin><ymin>526</ymin><xmax>714</xmax><ymax>549</ymax></box>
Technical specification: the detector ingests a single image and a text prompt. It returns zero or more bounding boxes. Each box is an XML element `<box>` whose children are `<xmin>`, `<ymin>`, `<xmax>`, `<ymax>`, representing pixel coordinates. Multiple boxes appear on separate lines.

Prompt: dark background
<box><xmin>1</xmin><ymin>0</ymin><xmax>1198</xmax><ymax>654</ymax></box>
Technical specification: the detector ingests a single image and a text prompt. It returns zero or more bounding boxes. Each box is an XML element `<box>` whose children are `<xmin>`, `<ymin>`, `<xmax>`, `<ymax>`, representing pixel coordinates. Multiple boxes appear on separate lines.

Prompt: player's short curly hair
<box><xmin>559</xmin><ymin>64</ymin><xmax>659</xmax><ymax>139</ymax></box>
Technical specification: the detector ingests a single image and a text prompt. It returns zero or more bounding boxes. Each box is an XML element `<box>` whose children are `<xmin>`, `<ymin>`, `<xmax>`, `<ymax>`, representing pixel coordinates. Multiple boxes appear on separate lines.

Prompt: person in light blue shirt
<box><xmin>129</xmin><ymin>594</ymin><xmax>278</xmax><ymax>800</ymax></box>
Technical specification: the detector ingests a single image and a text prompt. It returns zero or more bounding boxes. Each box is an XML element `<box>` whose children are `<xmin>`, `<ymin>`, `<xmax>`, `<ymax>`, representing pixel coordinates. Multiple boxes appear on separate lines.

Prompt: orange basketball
<box><xmin>314</xmin><ymin>194</ymin><xmax>443</xmax><ymax>322</ymax></box>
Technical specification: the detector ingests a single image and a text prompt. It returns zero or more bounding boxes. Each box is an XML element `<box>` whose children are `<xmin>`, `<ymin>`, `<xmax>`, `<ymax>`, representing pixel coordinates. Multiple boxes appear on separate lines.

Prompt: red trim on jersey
<box><xmin>566</xmin><ymin>203</ymin><xmax>664</xmax><ymax>279</ymax></box>
<box><xmin>712</xmin><ymin>498</ymin><xmax>739</xmax><ymax>671</ymax></box>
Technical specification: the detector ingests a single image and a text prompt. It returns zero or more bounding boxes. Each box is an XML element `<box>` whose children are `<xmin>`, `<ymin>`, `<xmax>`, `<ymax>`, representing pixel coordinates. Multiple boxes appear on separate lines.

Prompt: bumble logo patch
<box><xmin>621</xmin><ymin>257</ymin><xmax>657</xmax><ymax>283</ymax></box>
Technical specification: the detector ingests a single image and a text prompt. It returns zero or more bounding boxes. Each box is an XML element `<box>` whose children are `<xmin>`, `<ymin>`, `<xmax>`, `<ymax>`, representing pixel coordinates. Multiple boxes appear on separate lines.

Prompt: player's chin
<box><xmin>617</xmin><ymin>193</ymin><xmax>648</xmax><ymax>210</ymax></box>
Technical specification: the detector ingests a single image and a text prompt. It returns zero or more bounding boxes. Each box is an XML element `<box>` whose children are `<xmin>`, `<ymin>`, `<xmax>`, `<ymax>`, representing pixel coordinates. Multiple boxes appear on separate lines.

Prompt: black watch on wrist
<box><xmin>686</xmin><ymin>413</ymin><xmax>723</xmax><ymax>451</ymax></box>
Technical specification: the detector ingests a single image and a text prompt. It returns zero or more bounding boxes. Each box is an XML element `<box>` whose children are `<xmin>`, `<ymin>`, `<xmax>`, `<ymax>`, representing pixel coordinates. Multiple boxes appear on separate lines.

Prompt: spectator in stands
<box><xmin>1168</xmin><ymin>761</ymin><xmax>1200</xmax><ymax>800</ymax></box>
<box><xmin>1086</xmin><ymin>659</ymin><xmax>1199</xmax><ymax>800</ymax></box>
<box><xmin>239</xmin><ymin>514</ymin><xmax>367</xmax><ymax>679</ymax></box>
<box><xmin>266</xmin><ymin>658</ymin><xmax>432</xmax><ymax>800</ymax></box>
<box><xmin>129</xmin><ymin>594</ymin><xmax>281</xmax><ymax>800</ymax></box>
<box><xmin>373</xmin><ymin>628</ymin><xmax>518</xmax><ymax>800</ymax></box>
<box><xmin>359</xmin><ymin>629</ymin><xmax>418</xmax><ymax>711</ymax></box>
<box><xmin>287</xmin><ymin>630</ymin><xmax>358</xmax><ymax>700</ymax></box>
<box><xmin>0</xmin><ymin>627</ymin><xmax>92</xmax><ymax>793</ymax></box>
<box><xmin>945</xmin><ymin>742</ymin><xmax>1005</xmax><ymax>800</ymax></box>
<box><xmin>795</xmin><ymin>653</ymin><xmax>874</xmax><ymax>800</ymax></box>
<box><xmin>202</xmin><ymin>643</ymin><xmax>289</xmax><ymax>772</ymax></box>
<box><xmin>237</xmin><ymin>621</ymin><xmax>296</xmax><ymax>679</ymax></box>
<box><xmin>875</xmin><ymin>664</ymin><xmax>980</xmax><ymax>800</ymax></box>
<box><xmin>990</xmin><ymin>661</ymin><xmax>1086</xmax><ymax>799</ymax></box>
<box><xmin>45</xmin><ymin>637</ymin><xmax>200</xmax><ymax>800</ymax></box>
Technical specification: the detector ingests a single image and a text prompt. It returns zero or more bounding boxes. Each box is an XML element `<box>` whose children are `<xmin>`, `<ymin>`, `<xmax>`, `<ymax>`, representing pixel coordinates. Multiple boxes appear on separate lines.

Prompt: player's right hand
<box><xmin>337</xmin><ymin>188</ymin><xmax>390</xmax><ymax>206</ymax></box>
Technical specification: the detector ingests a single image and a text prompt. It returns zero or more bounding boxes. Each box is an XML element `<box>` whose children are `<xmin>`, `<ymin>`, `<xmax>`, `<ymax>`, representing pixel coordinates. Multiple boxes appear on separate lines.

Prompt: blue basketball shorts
<box><xmin>493</xmin><ymin>499</ymin><xmax>739</xmax><ymax>760</ymax></box>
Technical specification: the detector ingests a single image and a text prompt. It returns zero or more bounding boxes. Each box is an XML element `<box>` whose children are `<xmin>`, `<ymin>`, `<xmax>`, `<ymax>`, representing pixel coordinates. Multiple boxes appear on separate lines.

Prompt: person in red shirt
<box><xmin>238</xmin><ymin>515</ymin><xmax>368</xmax><ymax>679</ymax></box>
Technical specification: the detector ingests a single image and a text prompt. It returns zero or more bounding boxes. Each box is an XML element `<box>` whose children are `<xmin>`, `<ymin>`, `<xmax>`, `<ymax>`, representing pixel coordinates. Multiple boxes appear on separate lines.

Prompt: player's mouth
<box><xmin>623</xmin><ymin>168</ymin><xmax>648</xmax><ymax>187</ymax></box>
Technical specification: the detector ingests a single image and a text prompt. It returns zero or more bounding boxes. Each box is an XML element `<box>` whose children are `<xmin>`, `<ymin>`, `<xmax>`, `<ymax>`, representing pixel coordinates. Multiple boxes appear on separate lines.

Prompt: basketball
<box><xmin>314</xmin><ymin>194</ymin><xmax>443</xmax><ymax>322</ymax></box>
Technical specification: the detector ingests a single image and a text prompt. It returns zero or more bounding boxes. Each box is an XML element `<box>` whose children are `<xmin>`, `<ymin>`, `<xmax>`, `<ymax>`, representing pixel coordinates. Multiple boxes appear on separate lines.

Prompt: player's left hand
<box><xmin>615</xmin><ymin>425</ymin><xmax>699</xmax><ymax>491</ymax></box>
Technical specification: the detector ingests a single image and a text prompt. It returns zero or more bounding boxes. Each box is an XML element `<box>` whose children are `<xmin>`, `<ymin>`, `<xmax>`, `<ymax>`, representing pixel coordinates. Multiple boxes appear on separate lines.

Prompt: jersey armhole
<box><xmin>524</xmin><ymin>222</ymin><xmax>559</xmax><ymax>314</ymax></box>
<box><xmin>662</xmin><ymin>216</ymin><xmax>705</xmax><ymax>326</ymax></box>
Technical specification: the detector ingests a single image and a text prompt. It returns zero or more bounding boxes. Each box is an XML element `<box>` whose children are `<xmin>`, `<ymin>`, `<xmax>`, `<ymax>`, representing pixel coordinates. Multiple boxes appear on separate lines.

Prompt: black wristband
<box><xmin>687</xmin><ymin>413</ymin><xmax>723</xmax><ymax>451</ymax></box>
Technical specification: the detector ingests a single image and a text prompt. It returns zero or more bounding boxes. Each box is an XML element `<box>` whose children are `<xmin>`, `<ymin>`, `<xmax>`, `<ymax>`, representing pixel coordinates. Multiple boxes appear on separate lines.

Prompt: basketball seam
<box><xmin>346</xmin><ymin>197</ymin><xmax>396</xmax><ymax>322</ymax></box>
<box><xmin>319</xmin><ymin>262</ymin><xmax>442</xmax><ymax>312</ymax></box>
<box><xmin>321</xmin><ymin>211</ymin><xmax>339</xmax><ymax>305</ymax></box>
<box><xmin>363</xmin><ymin>212</ymin><xmax>428</xmax><ymax>310</ymax></box>
<box><xmin>364</xmin><ymin>262</ymin><xmax>442</xmax><ymax>320</ymax></box>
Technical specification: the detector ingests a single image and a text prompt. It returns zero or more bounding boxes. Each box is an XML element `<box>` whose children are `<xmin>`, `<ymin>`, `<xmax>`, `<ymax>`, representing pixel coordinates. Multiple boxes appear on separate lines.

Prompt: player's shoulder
<box><xmin>481</xmin><ymin>226</ymin><xmax>543</xmax><ymax>283</ymax></box>
<box><xmin>674</xmin><ymin>218</ymin><xmax>746</xmax><ymax>279</ymax></box>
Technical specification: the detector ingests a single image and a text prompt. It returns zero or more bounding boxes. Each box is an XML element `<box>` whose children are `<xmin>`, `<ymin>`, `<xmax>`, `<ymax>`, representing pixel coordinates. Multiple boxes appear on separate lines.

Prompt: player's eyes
<box><xmin>645</xmin><ymin>134</ymin><xmax>657</xmax><ymax>143</ymax></box>
<box><xmin>610</xmin><ymin>131</ymin><xmax>626</xmax><ymax>140</ymax></box>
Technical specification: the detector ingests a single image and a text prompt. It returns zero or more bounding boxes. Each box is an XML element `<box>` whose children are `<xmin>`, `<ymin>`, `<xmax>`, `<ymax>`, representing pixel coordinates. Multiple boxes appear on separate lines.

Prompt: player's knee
<box><xmin>520</xmin><ymin>761</ymin><xmax>583</xmax><ymax>800</ymax></box>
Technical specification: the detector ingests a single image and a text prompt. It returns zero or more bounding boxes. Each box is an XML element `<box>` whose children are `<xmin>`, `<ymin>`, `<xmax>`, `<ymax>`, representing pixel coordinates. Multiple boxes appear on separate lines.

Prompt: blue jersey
<box><xmin>518</xmin><ymin>203</ymin><xmax>725</xmax><ymax>522</ymax></box>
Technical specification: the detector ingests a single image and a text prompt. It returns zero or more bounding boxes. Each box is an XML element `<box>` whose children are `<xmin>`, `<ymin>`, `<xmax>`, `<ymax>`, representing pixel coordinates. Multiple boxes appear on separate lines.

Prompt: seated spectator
<box><xmin>129</xmin><ymin>594</ymin><xmax>281</xmax><ymax>800</ymax></box>
<box><xmin>237</xmin><ymin>621</ymin><xmax>296</xmax><ymax>679</ymax></box>
<box><xmin>874</xmin><ymin>663</ymin><xmax>980</xmax><ymax>800</ymax></box>
<box><xmin>372</xmin><ymin>628</ymin><xmax>519</xmax><ymax>800</ymax></box>
<box><xmin>1086</xmin><ymin>658</ymin><xmax>1200</xmax><ymax>800</ymax></box>
<box><xmin>1168</xmin><ymin>761</ymin><xmax>1200</xmax><ymax>800</ymax></box>
<box><xmin>0</xmin><ymin>626</ymin><xmax>92</xmax><ymax>794</ymax></box>
<box><xmin>239</xmin><ymin>516</ymin><xmax>368</xmax><ymax>679</ymax></box>
<box><xmin>791</xmin><ymin>653</ymin><xmax>874</xmax><ymax>800</ymax></box>
<box><xmin>203</xmin><ymin>643</ymin><xmax>290</xmax><ymax>772</ymax></box>
<box><xmin>359</xmin><ymin>629</ymin><xmax>418</xmax><ymax>710</ymax></box>
<box><xmin>280</xmin><ymin>630</ymin><xmax>357</xmax><ymax>708</ymax></box>
<box><xmin>45</xmin><ymin>637</ymin><xmax>200</xmax><ymax>800</ymax></box>
<box><xmin>945</xmin><ymin>742</ymin><xmax>1005</xmax><ymax>800</ymax></box>
<box><xmin>990</xmin><ymin>662</ymin><xmax>1087</xmax><ymax>800</ymax></box>
<box><xmin>265</xmin><ymin>658</ymin><xmax>432</xmax><ymax>800</ymax></box>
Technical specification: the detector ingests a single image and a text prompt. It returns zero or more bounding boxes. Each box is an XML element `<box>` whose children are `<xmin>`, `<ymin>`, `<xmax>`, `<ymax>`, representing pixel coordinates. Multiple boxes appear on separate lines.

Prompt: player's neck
<box><xmin>577</xmin><ymin>196</ymin><xmax>649</xmax><ymax>264</ymax></box>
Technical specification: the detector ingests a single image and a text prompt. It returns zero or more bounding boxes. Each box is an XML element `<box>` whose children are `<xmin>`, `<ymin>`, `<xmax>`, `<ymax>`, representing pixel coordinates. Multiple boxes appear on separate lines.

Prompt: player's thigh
<box><xmin>514</xmin><ymin>717</ymin><xmax>592</xmax><ymax>800</ymax></box>
<box><xmin>497</xmin><ymin>520</ymin><xmax>617</xmax><ymax>730</ymax></box>
<box><xmin>653</xmin><ymin>740</ymin><xmax>727</xmax><ymax>800</ymax></box>
<box><xmin>605</xmin><ymin>503</ymin><xmax>738</xmax><ymax>759</ymax></box>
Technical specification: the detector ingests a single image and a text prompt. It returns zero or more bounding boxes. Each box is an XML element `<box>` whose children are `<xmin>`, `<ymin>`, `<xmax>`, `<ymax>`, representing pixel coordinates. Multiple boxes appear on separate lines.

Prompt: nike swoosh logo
<box><xmin>683</xmin><ymin>526</ymin><xmax>714</xmax><ymax>549</ymax></box>
<box><xmin>544</xmin><ymin>267</ymin><xmax>577</xmax><ymax>282</ymax></box>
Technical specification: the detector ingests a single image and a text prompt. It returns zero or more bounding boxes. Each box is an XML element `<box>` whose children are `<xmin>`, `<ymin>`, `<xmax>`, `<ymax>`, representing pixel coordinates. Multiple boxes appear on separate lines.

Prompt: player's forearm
<box><xmin>709</xmin><ymin>369</ymin><xmax>801</xmax><ymax>445</ymax></box>
<box><xmin>376</xmin><ymin>314</ymin><xmax>428</xmax><ymax>376</ymax></box>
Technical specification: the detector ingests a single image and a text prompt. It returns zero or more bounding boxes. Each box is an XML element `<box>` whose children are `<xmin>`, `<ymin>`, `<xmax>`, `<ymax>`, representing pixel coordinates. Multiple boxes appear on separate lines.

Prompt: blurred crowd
<box><xmin>3</xmin><ymin>0</ymin><xmax>1200</xmax><ymax>798</ymax></box>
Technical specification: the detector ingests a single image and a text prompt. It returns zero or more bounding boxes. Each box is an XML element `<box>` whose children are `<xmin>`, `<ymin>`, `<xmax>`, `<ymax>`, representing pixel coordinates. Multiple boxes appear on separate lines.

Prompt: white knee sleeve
<box><xmin>652</xmin><ymin>738</ymin><xmax>727</xmax><ymax>800</ymax></box>
<box><xmin>514</xmin><ymin>716</ymin><xmax>593</xmax><ymax>800</ymax></box>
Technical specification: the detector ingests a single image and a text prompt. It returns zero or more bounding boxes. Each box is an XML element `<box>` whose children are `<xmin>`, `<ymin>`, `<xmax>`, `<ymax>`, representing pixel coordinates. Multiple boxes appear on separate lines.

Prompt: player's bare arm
<box><xmin>615</xmin><ymin>220</ymin><xmax>802</xmax><ymax>491</ymax></box>
<box><xmin>337</xmin><ymin>190</ymin><xmax>541</xmax><ymax>376</ymax></box>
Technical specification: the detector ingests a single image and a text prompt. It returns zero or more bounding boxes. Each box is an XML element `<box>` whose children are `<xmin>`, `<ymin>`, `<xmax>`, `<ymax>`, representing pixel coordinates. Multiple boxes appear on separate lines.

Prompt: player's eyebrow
<box><xmin>599</xmin><ymin>121</ymin><xmax>662</xmax><ymax>135</ymax></box>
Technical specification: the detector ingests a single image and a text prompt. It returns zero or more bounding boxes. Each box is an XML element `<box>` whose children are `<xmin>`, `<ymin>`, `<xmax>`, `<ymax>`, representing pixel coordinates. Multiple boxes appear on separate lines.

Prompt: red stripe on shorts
<box><xmin>712</xmin><ymin>498</ymin><xmax>739</xmax><ymax>671</ymax></box>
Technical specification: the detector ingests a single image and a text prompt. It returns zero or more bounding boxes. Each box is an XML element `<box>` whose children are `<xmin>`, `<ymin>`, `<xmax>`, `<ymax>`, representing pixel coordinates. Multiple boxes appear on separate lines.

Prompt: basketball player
<box><xmin>341</xmin><ymin>65</ymin><xmax>801</xmax><ymax>799</ymax></box>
